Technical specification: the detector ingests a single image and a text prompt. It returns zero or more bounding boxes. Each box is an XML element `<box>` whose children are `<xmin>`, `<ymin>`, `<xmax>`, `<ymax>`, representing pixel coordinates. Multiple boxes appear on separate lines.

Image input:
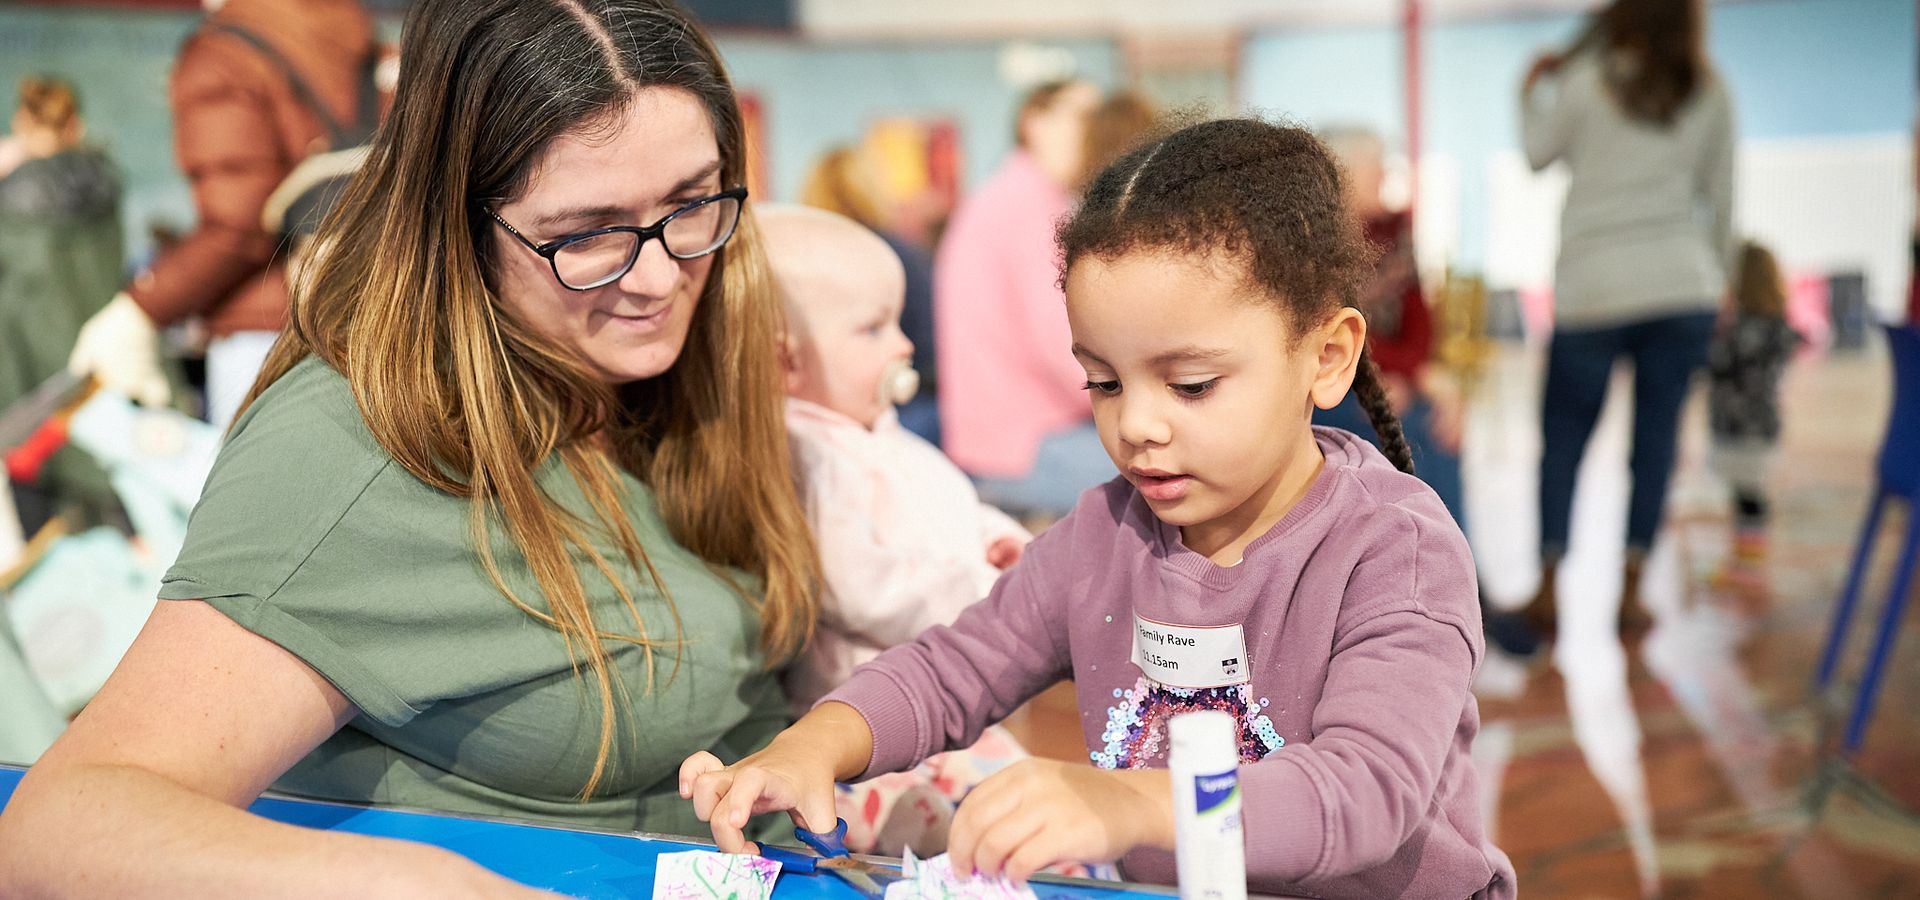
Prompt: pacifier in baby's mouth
<box><xmin>878</xmin><ymin>358</ymin><xmax>920</xmax><ymax>407</ymax></box>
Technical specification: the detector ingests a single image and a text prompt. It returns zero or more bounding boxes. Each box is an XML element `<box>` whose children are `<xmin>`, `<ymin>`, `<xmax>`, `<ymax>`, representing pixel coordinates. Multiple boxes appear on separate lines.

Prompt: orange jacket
<box><xmin>127</xmin><ymin>0</ymin><xmax>379</xmax><ymax>338</ymax></box>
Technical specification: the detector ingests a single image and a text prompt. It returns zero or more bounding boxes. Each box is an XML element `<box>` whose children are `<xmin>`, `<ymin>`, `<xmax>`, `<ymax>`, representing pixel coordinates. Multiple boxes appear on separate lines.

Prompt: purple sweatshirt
<box><xmin>824</xmin><ymin>428</ymin><xmax>1515</xmax><ymax>898</ymax></box>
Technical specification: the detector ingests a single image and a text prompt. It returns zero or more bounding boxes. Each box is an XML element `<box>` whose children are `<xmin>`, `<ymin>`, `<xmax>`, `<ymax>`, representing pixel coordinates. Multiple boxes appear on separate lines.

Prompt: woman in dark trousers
<box><xmin>1518</xmin><ymin>0</ymin><xmax>1735</xmax><ymax>642</ymax></box>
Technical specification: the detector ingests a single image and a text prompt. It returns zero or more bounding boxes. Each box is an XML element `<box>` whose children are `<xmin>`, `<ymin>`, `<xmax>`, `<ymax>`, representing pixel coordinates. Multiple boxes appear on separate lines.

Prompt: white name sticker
<box><xmin>1130</xmin><ymin>614</ymin><xmax>1251</xmax><ymax>689</ymax></box>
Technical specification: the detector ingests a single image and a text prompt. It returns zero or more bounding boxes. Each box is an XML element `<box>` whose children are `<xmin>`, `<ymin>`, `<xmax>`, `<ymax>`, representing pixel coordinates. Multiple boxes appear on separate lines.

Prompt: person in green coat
<box><xmin>0</xmin><ymin>2</ymin><xmax>824</xmax><ymax>895</ymax></box>
<box><xmin>0</xmin><ymin>76</ymin><xmax>122</xmax><ymax>535</ymax></box>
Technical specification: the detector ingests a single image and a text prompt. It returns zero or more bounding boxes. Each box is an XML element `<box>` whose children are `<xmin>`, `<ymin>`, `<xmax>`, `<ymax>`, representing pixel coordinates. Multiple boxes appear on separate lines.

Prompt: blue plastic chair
<box><xmin>1816</xmin><ymin>324</ymin><xmax>1920</xmax><ymax>754</ymax></box>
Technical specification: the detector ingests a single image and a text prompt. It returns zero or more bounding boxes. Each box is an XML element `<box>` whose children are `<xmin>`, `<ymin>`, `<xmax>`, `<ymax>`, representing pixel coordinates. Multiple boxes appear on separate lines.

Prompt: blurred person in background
<box><xmin>1316</xmin><ymin>126</ymin><xmax>1463</xmax><ymax>519</ymax></box>
<box><xmin>800</xmin><ymin>144</ymin><xmax>943</xmax><ymax>445</ymax></box>
<box><xmin>1707</xmin><ymin>241</ymin><xmax>1800</xmax><ymax>587</ymax></box>
<box><xmin>66</xmin><ymin>0</ymin><xmax>381</xmax><ymax>430</ymax></box>
<box><xmin>1076</xmin><ymin>89</ymin><xmax>1159</xmax><ymax>191</ymax></box>
<box><xmin>934</xmin><ymin>79</ymin><xmax>1102</xmax><ymax>517</ymax></box>
<box><xmin>0</xmin><ymin>76</ymin><xmax>124</xmax><ymax>536</ymax></box>
<box><xmin>1517</xmin><ymin>0</ymin><xmax>1735</xmax><ymax>644</ymax></box>
<box><xmin>1317</xmin><ymin>125</ymin><xmax>1537</xmax><ymax>657</ymax></box>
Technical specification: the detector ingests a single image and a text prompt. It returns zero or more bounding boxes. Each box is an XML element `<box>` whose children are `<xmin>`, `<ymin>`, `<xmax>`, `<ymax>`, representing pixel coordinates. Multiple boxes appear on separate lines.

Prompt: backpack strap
<box><xmin>207</xmin><ymin>22</ymin><xmax>377</xmax><ymax>149</ymax></box>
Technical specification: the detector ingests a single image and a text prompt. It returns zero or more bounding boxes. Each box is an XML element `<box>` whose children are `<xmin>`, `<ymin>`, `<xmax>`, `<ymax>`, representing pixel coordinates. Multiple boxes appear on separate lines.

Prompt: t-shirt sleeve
<box><xmin>156</xmin><ymin>362</ymin><xmax>420</xmax><ymax>726</ymax></box>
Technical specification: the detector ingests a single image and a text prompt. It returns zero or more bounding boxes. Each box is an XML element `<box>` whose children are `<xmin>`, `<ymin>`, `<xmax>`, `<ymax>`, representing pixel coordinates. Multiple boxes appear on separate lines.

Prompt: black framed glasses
<box><xmin>484</xmin><ymin>186</ymin><xmax>748</xmax><ymax>291</ymax></box>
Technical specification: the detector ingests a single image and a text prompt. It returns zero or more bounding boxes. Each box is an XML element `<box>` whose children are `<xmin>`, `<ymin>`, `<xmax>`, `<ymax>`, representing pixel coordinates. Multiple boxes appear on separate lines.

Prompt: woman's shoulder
<box><xmin>162</xmin><ymin>357</ymin><xmax>408</xmax><ymax>611</ymax></box>
<box><xmin>230</xmin><ymin>356</ymin><xmax>379</xmax><ymax>447</ymax></box>
<box><xmin>211</xmin><ymin>355</ymin><xmax>394</xmax><ymax>503</ymax></box>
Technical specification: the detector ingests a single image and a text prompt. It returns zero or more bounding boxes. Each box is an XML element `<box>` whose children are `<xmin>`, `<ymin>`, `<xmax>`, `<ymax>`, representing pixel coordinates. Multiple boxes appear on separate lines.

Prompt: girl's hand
<box><xmin>986</xmin><ymin>536</ymin><xmax>1025</xmax><ymax>570</ymax></box>
<box><xmin>678</xmin><ymin>702</ymin><xmax>875</xmax><ymax>853</ymax></box>
<box><xmin>946</xmin><ymin>760</ymin><xmax>1173</xmax><ymax>885</ymax></box>
<box><xmin>679</xmin><ymin>745</ymin><xmax>838</xmax><ymax>854</ymax></box>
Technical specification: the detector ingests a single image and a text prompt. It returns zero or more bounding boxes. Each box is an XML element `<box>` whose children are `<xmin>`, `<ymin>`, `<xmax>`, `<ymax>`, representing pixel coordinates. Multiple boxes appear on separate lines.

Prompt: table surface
<box><xmin>0</xmin><ymin>765</ymin><xmax>1169</xmax><ymax>898</ymax></box>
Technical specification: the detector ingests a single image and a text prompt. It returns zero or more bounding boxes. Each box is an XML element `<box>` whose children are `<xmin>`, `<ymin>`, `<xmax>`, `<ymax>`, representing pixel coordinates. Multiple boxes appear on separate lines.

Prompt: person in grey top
<box><xmin>1517</xmin><ymin>0</ymin><xmax>1736</xmax><ymax>644</ymax></box>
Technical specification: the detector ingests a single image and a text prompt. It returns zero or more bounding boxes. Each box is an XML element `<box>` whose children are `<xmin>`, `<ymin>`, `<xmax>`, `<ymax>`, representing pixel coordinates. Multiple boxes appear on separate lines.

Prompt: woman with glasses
<box><xmin>0</xmin><ymin>1</ymin><xmax>818</xmax><ymax>894</ymax></box>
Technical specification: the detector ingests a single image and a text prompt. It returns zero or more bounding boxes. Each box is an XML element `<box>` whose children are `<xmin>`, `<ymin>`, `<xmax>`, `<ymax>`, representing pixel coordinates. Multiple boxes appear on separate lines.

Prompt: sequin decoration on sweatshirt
<box><xmin>1092</xmin><ymin>676</ymin><xmax>1284</xmax><ymax>769</ymax></box>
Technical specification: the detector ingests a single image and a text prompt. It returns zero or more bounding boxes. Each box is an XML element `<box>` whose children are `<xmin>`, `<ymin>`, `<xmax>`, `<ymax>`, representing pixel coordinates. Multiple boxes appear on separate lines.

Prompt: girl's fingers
<box><xmin>1001</xmin><ymin>837</ymin><xmax>1065</xmax><ymax>887</ymax></box>
<box><xmin>679</xmin><ymin>751</ymin><xmax>723</xmax><ymax>798</ymax></box>
<box><xmin>791</xmin><ymin>790</ymin><xmax>839</xmax><ymax>836</ymax></box>
<box><xmin>966</xmin><ymin>810</ymin><xmax>1047</xmax><ymax>880</ymax></box>
<box><xmin>711</xmin><ymin>767</ymin><xmax>772</xmax><ymax>854</ymax></box>
<box><xmin>689</xmin><ymin>769</ymin><xmax>734</xmax><ymax>823</ymax></box>
<box><xmin>947</xmin><ymin>773</ymin><xmax>1025</xmax><ymax>877</ymax></box>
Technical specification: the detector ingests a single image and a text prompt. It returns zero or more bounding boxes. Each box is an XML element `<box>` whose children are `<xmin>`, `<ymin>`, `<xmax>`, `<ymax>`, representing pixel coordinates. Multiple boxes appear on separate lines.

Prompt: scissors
<box><xmin>756</xmin><ymin>818</ymin><xmax>900</xmax><ymax>898</ymax></box>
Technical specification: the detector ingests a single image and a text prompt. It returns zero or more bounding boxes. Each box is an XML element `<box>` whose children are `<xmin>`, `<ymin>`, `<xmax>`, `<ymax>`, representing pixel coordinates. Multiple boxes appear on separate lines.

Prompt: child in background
<box><xmin>1708</xmin><ymin>241</ymin><xmax>1801</xmax><ymax>574</ymax></box>
<box><xmin>687</xmin><ymin>123</ymin><xmax>1513</xmax><ymax>898</ymax></box>
<box><xmin>757</xmin><ymin>205</ymin><xmax>1031</xmax><ymax>857</ymax></box>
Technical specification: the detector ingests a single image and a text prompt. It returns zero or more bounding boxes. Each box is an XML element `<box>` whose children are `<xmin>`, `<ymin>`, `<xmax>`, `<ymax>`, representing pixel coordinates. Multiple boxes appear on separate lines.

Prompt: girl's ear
<box><xmin>777</xmin><ymin>330</ymin><xmax>806</xmax><ymax>395</ymax></box>
<box><xmin>1309</xmin><ymin>307</ymin><xmax>1367</xmax><ymax>411</ymax></box>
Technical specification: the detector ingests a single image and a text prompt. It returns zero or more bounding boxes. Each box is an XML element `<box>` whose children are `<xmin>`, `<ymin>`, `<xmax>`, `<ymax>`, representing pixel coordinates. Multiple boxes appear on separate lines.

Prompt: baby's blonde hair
<box><xmin>757</xmin><ymin>202</ymin><xmax>902</xmax><ymax>332</ymax></box>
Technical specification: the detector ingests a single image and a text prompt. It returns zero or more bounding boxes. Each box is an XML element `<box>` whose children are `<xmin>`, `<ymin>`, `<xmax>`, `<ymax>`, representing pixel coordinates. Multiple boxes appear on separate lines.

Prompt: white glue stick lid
<box><xmin>1169</xmin><ymin>710</ymin><xmax>1238</xmax><ymax>768</ymax></box>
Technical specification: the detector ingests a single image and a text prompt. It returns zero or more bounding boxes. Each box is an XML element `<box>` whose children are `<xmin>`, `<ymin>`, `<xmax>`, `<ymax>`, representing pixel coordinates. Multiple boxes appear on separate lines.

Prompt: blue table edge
<box><xmin>0</xmin><ymin>763</ymin><xmax>1172</xmax><ymax>896</ymax></box>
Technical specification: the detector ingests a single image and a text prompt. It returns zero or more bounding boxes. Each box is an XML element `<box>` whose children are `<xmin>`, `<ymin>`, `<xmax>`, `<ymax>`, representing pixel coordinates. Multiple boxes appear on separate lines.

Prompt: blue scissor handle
<box><xmin>794</xmin><ymin>818</ymin><xmax>851</xmax><ymax>859</ymax></box>
<box><xmin>757</xmin><ymin>843</ymin><xmax>821</xmax><ymax>875</ymax></box>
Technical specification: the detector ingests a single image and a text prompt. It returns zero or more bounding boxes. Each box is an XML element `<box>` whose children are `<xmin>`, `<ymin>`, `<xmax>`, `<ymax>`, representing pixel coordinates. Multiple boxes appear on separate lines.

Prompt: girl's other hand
<box><xmin>946</xmin><ymin>760</ymin><xmax>1172</xmax><ymax>885</ymax></box>
<box><xmin>679</xmin><ymin>702</ymin><xmax>874</xmax><ymax>853</ymax></box>
<box><xmin>678</xmin><ymin>745</ymin><xmax>838</xmax><ymax>853</ymax></box>
<box><xmin>986</xmin><ymin>536</ymin><xmax>1024</xmax><ymax>570</ymax></box>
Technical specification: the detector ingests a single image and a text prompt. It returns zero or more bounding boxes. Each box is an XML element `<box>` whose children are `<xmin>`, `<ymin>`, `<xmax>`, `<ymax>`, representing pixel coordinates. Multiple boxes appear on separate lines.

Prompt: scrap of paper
<box><xmin>882</xmin><ymin>848</ymin><xmax>1038</xmax><ymax>900</ymax></box>
<box><xmin>652</xmin><ymin>850</ymin><xmax>782</xmax><ymax>900</ymax></box>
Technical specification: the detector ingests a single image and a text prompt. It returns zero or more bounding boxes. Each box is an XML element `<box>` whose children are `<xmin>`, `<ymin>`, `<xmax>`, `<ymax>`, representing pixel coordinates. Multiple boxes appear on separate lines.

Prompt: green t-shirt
<box><xmin>159</xmin><ymin>357</ymin><xmax>790</xmax><ymax>839</ymax></box>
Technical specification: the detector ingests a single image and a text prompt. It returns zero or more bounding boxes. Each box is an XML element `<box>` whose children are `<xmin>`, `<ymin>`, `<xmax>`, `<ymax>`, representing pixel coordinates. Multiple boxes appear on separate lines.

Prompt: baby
<box><xmin>759</xmin><ymin>205</ymin><xmax>1034</xmax><ymax>857</ymax></box>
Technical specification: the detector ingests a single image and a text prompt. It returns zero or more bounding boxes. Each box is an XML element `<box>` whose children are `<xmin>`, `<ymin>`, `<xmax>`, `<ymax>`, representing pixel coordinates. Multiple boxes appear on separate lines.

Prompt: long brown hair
<box><xmin>247</xmin><ymin>0</ymin><xmax>819</xmax><ymax>797</ymax></box>
<box><xmin>1058</xmin><ymin>118</ymin><xmax>1414</xmax><ymax>474</ymax></box>
<box><xmin>1577</xmin><ymin>0</ymin><xmax>1706</xmax><ymax>125</ymax></box>
<box><xmin>1733</xmin><ymin>240</ymin><xmax>1788</xmax><ymax>319</ymax></box>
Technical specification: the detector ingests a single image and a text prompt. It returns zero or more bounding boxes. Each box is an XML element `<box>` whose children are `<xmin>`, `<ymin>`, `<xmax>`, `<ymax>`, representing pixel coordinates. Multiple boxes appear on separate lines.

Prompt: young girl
<box><xmin>1707</xmin><ymin>241</ymin><xmax>1801</xmax><ymax>572</ymax></box>
<box><xmin>681</xmin><ymin>119</ymin><xmax>1514</xmax><ymax>899</ymax></box>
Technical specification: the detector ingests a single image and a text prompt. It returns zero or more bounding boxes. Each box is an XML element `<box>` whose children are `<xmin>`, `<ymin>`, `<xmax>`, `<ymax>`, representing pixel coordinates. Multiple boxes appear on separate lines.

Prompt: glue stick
<box><xmin>1168</xmin><ymin>710</ymin><xmax>1247</xmax><ymax>900</ymax></box>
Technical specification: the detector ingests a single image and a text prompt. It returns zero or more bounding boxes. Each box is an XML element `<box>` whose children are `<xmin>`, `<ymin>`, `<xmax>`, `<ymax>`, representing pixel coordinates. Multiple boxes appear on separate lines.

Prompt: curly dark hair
<box><xmin>1056</xmin><ymin>117</ymin><xmax>1414</xmax><ymax>474</ymax></box>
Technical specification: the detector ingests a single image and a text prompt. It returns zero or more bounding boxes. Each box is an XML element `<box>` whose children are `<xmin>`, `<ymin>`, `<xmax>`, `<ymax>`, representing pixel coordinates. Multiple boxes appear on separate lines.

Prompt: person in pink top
<box><xmin>760</xmin><ymin>205</ymin><xmax>1033</xmax><ymax>857</ymax></box>
<box><xmin>683</xmin><ymin>121</ymin><xmax>1513</xmax><ymax>898</ymax></box>
<box><xmin>935</xmin><ymin>79</ymin><xmax>1106</xmax><ymax>514</ymax></box>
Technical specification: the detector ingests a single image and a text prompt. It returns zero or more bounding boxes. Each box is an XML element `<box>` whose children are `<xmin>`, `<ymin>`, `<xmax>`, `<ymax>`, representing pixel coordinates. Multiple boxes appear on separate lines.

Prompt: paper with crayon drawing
<box><xmin>652</xmin><ymin>850</ymin><xmax>782</xmax><ymax>900</ymax></box>
<box><xmin>883</xmin><ymin>848</ymin><xmax>1037</xmax><ymax>900</ymax></box>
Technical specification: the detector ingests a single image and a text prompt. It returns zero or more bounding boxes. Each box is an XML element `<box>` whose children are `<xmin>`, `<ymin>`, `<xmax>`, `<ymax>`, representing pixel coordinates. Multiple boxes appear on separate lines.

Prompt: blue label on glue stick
<box><xmin>1194</xmin><ymin>769</ymin><xmax>1239</xmax><ymax>815</ymax></box>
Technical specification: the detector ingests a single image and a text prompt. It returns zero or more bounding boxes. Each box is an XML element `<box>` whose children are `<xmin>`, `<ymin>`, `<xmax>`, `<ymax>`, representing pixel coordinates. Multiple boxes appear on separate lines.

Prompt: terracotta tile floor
<box><xmin>1004</xmin><ymin>340</ymin><xmax>1920</xmax><ymax>899</ymax></box>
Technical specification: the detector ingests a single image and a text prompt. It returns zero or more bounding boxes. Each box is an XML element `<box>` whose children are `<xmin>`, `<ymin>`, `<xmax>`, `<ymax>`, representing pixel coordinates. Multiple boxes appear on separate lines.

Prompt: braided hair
<box><xmin>1057</xmin><ymin>118</ymin><xmax>1416</xmax><ymax>474</ymax></box>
